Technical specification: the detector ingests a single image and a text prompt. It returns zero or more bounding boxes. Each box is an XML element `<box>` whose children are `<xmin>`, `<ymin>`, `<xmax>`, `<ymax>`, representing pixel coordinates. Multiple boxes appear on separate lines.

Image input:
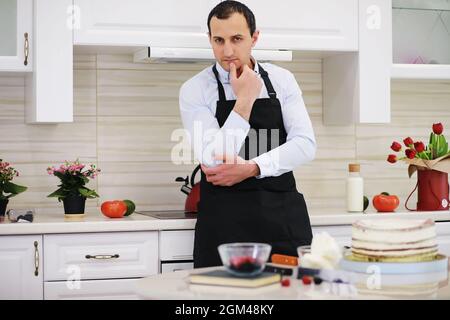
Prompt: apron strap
<box><xmin>211</xmin><ymin>65</ymin><xmax>226</xmax><ymax>101</ymax></box>
<box><xmin>258</xmin><ymin>64</ymin><xmax>277</xmax><ymax>99</ymax></box>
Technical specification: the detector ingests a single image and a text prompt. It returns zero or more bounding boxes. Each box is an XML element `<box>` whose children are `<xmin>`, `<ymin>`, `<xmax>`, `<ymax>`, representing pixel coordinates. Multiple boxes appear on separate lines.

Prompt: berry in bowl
<box><xmin>218</xmin><ymin>242</ymin><xmax>271</xmax><ymax>277</ymax></box>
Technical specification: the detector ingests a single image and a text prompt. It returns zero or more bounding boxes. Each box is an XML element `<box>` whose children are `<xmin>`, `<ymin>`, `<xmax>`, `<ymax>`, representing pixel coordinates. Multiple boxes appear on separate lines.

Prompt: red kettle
<box><xmin>175</xmin><ymin>165</ymin><xmax>201</xmax><ymax>213</ymax></box>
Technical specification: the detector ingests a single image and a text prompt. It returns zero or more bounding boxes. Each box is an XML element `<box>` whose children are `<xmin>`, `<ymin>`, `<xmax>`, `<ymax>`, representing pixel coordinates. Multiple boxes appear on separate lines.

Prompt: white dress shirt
<box><xmin>179</xmin><ymin>58</ymin><xmax>316</xmax><ymax>178</ymax></box>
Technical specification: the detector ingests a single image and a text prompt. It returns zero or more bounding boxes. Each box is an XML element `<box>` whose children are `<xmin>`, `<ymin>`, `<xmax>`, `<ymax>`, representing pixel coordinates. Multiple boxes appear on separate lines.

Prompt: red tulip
<box><xmin>414</xmin><ymin>141</ymin><xmax>425</xmax><ymax>153</ymax></box>
<box><xmin>432</xmin><ymin>123</ymin><xmax>443</xmax><ymax>135</ymax></box>
<box><xmin>390</xmin><ymin>141</ymin><xmax>402</xmax><ymax>152</ymax></box>
<box><xmin>387</xmin><ymin>154</ymin><xmax>397</xmax><ymax>163</ymax></box>
<box><xmin>405</xmin><ymin>149</ymin><xmax>416</xmax><ymax>159</ymax></box>
<box><xmin>403</xmin><ymin>137</ymin><xmax>414</xmax><ymax>147</ymax></box>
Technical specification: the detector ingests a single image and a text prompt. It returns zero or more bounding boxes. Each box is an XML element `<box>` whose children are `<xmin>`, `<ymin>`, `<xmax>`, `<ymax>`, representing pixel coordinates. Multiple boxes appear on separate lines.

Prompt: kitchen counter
<box><xmin>0</xmin><ymin>209</ymin><xmax>449</xmax><ymax>235</ymax></box>
<box><xmin>135</xmin><ymin>264</ymin><xmax>450</xmax><ymax>300</ymax></box>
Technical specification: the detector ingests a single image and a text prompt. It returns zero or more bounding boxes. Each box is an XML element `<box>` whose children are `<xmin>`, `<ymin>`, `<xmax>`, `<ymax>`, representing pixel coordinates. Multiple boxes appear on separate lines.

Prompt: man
<box><xmin>179</xmin><ymin>0</ymin><xmax>316</xmax><ymax>268</ymax></box>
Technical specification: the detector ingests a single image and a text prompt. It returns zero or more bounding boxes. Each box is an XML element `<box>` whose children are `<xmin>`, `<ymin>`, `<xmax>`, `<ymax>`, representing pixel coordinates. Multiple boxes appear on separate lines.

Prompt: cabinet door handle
<box><xmin>24</xmin><ymin>32</ymin><xmax>29</xmax><ymax>66</ymax></box>
<box><xmin>34</xmin><ymin>241</ymin><xmax>39</xmax><ymax>276</ymax></box>
<box><xmin>85</xmin><ymin>254</ymin><xmax>120</xmax><ymax>260</ymax></box>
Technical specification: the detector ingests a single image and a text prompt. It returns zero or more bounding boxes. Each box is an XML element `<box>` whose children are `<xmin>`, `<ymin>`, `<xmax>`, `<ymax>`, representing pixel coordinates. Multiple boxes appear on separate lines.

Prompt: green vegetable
<box><xmin>363</xmin><ymin>196</ymin><xmax>369</xmax><ymax>211</ymax></box>
<box><xmin>123</xmin><ymin>199</ymin><xmax>136</xmax><ymax>216</ymax></box>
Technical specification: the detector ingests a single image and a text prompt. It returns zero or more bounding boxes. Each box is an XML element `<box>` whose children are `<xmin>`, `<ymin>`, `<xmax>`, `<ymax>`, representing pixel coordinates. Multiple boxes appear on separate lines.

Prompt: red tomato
<box><xmin>372</xmin><ymin>194</ymin><xmax>400</xmax><ymax>212</ymax></box>
<box><xmin>101</xmin><ymin>200</ymin><xmax>127</xmax><ymax>218</ymax></box>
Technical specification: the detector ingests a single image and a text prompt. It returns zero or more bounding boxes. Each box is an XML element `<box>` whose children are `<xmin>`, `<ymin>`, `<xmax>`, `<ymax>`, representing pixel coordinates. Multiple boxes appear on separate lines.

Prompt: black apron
<box><xmin>193</xmin><ymin>63</ymin><xmax>313</xmax><ymax>268</ymax></box>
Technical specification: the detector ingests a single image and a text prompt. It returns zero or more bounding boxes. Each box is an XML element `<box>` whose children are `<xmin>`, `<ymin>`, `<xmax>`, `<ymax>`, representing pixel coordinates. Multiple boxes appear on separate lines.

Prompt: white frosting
<box><xmin>353</xmin><ymin>218</ymin><xmax>434</xmax><ymax>231</ymax></box>
<box><xmin>352</xmin><ymin>227</ymin><xmax>436</xmax><ymax>244</ymax></box>
<box><xmin>300</xmin><ymin>232</ymin><xmax>343</xmax><ymax>269</ymax></box>
<box><xmin>352</xmin><ymin>238</ymin><xmax>436</xmax><ymax>251</ymax></box>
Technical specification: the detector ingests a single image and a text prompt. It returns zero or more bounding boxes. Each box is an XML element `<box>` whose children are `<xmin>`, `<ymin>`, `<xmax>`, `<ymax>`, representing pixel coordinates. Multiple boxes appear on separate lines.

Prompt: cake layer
<box><xmin>351</xmin><ymin>238</ymin><xmax>436</xmax><ymax>251</ymax></box>
<box><xmin>352</xmin><ymin>219</ymin><xmax>436</xmax><ymax>244</ymax></box>
<box><xmin>353</xmin><ymin>219</ymin><xmax>434</xmax><ymax>231</ymax></box>
<box><xmin>350</xmin><ymin>251</ymin><xmax>438</xmax><ymax>263</ymax></box>
<box><xmin>352</xmin><ymin>246</ymin><xmax>438</xmax><ymax>257</ymax></box>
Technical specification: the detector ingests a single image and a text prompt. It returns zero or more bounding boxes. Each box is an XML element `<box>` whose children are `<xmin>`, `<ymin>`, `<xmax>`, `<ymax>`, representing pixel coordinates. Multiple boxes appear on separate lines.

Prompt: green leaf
<box><xmin>3</xmin><ymin>182</ymin><xmax>27</xmax><ymax>196</ymax></box>
<box><xmin>78</xmin><ymin>187</ymin><xmax>99</xmax><ymax>199</ymax></box>
<box><xmin>437</xmin><ymin>135</ymin><xmax>448</xmax><ymax>157</ymax></box>
<box><xmin>47</xmin><ymin>187</ymin><xmax>66</xmax><ymax>198</ymax></box>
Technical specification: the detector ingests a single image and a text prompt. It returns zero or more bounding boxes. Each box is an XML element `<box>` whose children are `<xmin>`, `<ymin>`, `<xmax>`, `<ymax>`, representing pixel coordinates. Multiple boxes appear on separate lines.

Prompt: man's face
<box><xmin>209</xmin><ymin>12</ymin><xmax>259</xmax><ymax>73</ymax></box>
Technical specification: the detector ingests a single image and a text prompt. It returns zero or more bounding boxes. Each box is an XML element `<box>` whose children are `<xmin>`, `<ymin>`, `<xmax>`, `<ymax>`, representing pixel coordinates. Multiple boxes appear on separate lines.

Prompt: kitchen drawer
<box><xmin>44</xmin><ymin>278</ymin><xmax>141</xmax><ymax>300</ymax></box>
<box><xmin>161</xmin><ymin>261</ymin><xmax>194</xmax><ymax>273</ymax></box>
<box><xmin>44</xmin><ymin>231</ymin><xmax>158</xmax><ymax>281</ymax></box>
<box><xmin>159</xmin><ymin>230</ymin><xmax>195</xmax><ymax>261</ymax></box>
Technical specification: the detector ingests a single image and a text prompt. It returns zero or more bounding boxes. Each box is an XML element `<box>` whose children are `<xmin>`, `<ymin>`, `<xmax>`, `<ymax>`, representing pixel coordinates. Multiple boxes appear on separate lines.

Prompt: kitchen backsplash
<box><xmin>0</xmin><ymin>53</ymin><xmax>449</xmax><ymax>214</ymax></box>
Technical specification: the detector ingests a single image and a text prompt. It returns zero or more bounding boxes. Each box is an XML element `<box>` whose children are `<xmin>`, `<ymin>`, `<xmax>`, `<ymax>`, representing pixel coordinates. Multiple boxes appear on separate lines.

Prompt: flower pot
<box><xmin>0</xmin><ymin>199</ymin><xmax>8</xmax><ymax>217</ymax></box>
<box><xmin>417</xmin><ymin>169</ymin><xmax>449</xmax><ymax>211</ymax></box>
<box><xmin>63</xmin><ymin>195</ymin><xmax>86</xmax><ymax>216</ymax></box>
<box><xmin>406</xmin><ymin>169</ymin><xmax>449</xmax><ymax>211</ymax></box>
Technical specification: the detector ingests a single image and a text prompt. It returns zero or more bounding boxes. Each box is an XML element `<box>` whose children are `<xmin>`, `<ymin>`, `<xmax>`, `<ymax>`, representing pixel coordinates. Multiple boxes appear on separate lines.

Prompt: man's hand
<box><xmin>201</xmin><ymin>154</ymin><xmax>260</xmax><ymax>187</ymax></box>
<box><xmin>230</xmin><ymin>63</ymin><xmax>262</xmax><ymax>121</ymax></box>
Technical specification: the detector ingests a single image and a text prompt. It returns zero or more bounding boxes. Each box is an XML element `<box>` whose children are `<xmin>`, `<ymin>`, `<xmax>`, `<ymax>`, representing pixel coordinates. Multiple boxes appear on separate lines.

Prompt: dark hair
<box><xmin>207</xmin><ymin>1</ymin><xmax>256</xmax><ymax>36</ymax></box>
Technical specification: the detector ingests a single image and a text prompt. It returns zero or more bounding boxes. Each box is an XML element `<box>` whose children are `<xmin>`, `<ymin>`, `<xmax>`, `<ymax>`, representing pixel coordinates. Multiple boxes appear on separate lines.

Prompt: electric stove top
<box><xmin>135</xmin><ymin>210</ymin><xmax>197</xmax><ymax>219</ymax></box>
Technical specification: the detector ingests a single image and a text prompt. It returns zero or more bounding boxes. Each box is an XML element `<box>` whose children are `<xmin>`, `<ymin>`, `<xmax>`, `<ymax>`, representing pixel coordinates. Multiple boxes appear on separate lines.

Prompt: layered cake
<box><xmin>351</xmin><ymin>219</ymin><xmax>438</xmax><ymax>262</ymax></box>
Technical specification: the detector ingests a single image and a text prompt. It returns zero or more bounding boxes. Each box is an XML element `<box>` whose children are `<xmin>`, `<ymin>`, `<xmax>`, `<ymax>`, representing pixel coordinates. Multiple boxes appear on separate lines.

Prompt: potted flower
<box><xmin>0</xmin><ymin>159</ymin><xmax>27</xmax><ymax>216</ymax></box>
<box><xmin>387</xmin><ymin>123</ymin><xmax>450</xmax><ymax>211</ymax></box>
<box><xmin>47</xmin><ymin>159</ymin><xmax>101</xmax><ymax>216</ymax></box>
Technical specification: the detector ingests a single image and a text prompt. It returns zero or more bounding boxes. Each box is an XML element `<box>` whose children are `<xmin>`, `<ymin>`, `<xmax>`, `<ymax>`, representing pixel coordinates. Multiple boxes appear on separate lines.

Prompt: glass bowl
<box><xmin>218</xmin><ymin>242</ymin><xmax>271</xmax><ymax>277</ymax></box>
<box><xmin>297</xmin><ymin>245</ymin><xmax>312</xmax><ymax>259</ymax></box>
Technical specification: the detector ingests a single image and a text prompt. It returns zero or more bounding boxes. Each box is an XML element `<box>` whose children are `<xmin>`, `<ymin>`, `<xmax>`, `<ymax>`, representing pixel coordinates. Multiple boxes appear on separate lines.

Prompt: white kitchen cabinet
<box><xmin>25</xmin><ymin>0</ymin><xmax>73</xmax><ymax>123</ymax></box>
<box><xmin>159</xmin><ymin>230</ymin><xmax>195</xmax><ymax>261</ymax></box>
<box><xmin>44</xmin><ymin>231</ymin><xmax>159</xmax><ymax>281</ymax></box>
<box><xmin>44</xmin><ymin>278</ymin><xmax>141</xmax><ymax>300</ymax></box>
<box><xmin>73</xmin><ymin>0</ymin><xmax>217</xmax><ymax>48</ymax></box>
<box><xmin>323</xmin><ymin>0</ymin><xmax>392</xmax><ymax>124</ymax></box>
<box><xmin>241</xmin><ymin>0</ymin><xmax>358</xmax><ymax>51</ymax></box>
<box><xmin>0</xmin><ymin>235</ymin><xmax>43</xmax><ymax>300</ymax></box>
<box><xmin>391</xmin><ymin>0</ymin><xmax>450</xmax><ymax>80</ymax></box>
<box><xmin>159</xmin><ymin>230</ymin><xmax>195</xmax><ymax>273</ymax></box>
<box><xmin>74</xmin><ymin>0</ymin><xmax>358</xmax><ymax>52</ymax></box>
<box><xmin>0</xmin><ymin>0</ymin><xmax>32</xmax><ymax>72</ymax></box>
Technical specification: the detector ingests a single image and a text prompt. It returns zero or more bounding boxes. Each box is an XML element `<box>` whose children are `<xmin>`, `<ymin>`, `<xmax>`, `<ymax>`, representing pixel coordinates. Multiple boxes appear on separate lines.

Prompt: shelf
<box><xmin>393</xmin><ymin>7</ymin><xmax>450</xmax><ymax>12</ymax></box>
<box><xmin>391</xmin><ymin>63</ymin><xmax>450</xmax><ymax>80</ymax></box>
<box><xmin>393</xmin><ymin>0</ymin><xmax>450</xmax><ymax>12</ymax></box>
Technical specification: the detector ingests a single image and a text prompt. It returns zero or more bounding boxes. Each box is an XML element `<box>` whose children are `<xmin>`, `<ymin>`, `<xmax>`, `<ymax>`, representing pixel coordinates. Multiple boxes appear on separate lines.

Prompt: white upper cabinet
<box><xmin>73</xmin><ymin>0</ymin><xmax>358</xmax><ymax>52</ymax></box>
<box><xmin>241</xmin><ymin>0</ymin><xmax>358</xmax><ymax>51</ymax></box>
<box><xmin>323</xmin><ymin>0</ymin><xmax>392</xmax><ymax>124</ymax></box>
<box><xmin>73</xmin><ymin>0</ymin><xmax>217</xmax><ymax>48</ymax></box>
<box><xmin>0</xmin><ymin>0</ymin><xmax>32</xmax><ymax>72</ymax></box>
<box><xmin>25</xmin><ymin>0</ymin><xmax>73</xmax><ymax>123</ymax></box>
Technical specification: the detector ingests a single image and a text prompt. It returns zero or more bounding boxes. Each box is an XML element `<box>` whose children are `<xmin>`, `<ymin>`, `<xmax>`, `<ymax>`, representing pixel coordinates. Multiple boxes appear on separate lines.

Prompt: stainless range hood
<box><xmin>133</xmin><ymin>47</ymin><xmax>292</xmax><ymax>63</ymax></box>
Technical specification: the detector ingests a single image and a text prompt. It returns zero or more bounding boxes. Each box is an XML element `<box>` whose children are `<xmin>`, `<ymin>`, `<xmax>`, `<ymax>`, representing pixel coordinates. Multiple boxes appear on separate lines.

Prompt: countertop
<box><xmin>135</xmin><ymin>264</ymin><xmax>450</xmax><ymax>300</ymax></box>
<box><xmin>0</xmin><ymin>209</ymin><xmax>449</xmax><ymax>235</ymax></box>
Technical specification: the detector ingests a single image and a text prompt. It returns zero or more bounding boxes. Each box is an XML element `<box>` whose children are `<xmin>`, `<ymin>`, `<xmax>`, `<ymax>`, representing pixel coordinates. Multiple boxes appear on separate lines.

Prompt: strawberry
<box><xmin>302</xmin><ymin>276</ymin><xmax>312</xmax><ymax>285</ymax></box>
<box><xmin>281</xmin><ymin>278</ymin><xmax>290</xmax><ymax>287</ymax></box>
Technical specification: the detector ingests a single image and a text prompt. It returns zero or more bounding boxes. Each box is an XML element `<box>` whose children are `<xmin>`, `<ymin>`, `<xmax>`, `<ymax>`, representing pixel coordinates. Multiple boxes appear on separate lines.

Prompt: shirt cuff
<box><xmin>251</xmin><ymin>153</ymin><xmax>275</xmax><ymax>179</ymax></box>
<box><xmin>222</xmin><ymin>110</ymin><xmax>250</xmax><ymax>131</ymax></box>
